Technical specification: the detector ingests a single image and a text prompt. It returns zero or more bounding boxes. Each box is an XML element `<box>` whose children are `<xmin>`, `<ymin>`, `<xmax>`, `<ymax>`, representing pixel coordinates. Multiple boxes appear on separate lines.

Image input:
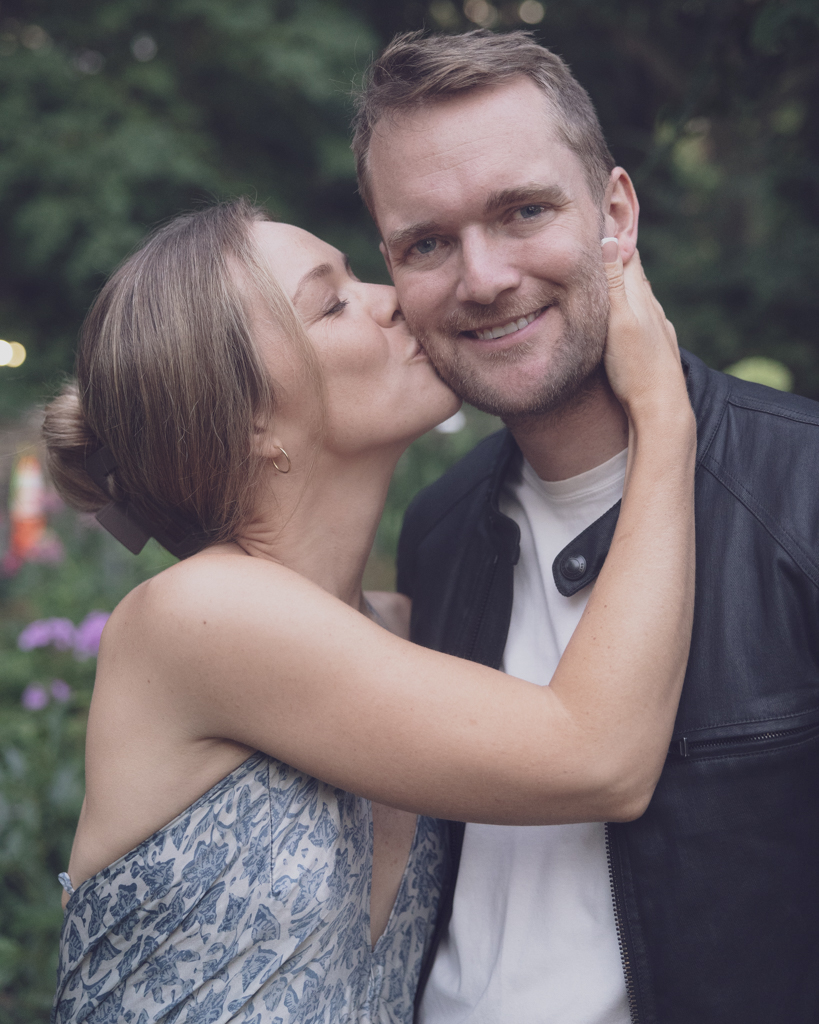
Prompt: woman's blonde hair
<box><xmin>44</xmin><ymin>199</ymin><xmax>320</xmax><ymax>553</ymax></box>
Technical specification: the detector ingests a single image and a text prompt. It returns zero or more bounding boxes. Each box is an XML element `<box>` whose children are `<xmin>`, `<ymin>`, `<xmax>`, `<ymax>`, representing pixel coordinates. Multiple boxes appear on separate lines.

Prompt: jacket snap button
<box><xmin>562</xmin><ymin>554</ymin><xmax>587</xmax><ymax>580</ymax></box>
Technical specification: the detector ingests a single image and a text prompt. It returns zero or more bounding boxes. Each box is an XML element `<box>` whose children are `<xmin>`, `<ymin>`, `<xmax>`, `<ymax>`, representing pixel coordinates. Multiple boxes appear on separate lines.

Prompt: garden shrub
<box><xmin>0</xmin><ymin>509</ymin><xmax>173</xmax><ymax>1024</ymax></box>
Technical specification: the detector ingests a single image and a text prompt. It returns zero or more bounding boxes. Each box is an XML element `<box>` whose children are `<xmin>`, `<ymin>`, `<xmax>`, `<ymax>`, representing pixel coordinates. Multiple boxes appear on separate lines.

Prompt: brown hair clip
<box><xmin>85</xmin><ymin>447</ymin><xmax>204</xmax><ymax>559</ymax></box>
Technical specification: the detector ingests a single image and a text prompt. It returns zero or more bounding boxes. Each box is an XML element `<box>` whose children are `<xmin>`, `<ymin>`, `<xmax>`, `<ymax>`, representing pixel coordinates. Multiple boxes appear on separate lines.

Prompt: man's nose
<box><xmin>455</xmin><ymin>234</ymin><xmax>521</xmax><ymax>306</ymax></box>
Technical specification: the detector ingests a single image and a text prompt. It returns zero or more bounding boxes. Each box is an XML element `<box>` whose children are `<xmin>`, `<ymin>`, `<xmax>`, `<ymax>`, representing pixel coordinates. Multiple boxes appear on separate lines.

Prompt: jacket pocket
<box><xmin>667</xmin><ymin>705</ymin><xmax>819</xmax><ymax>761</ymax></box>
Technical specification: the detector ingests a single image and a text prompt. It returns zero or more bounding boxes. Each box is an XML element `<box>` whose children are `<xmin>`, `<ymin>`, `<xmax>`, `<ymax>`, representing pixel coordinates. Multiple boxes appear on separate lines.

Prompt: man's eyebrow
<box><xmin>484</xmin><ymin>183</ymin><xmax>569</xmax><ymax>216</ymax></box>
<box><xmin>384</xmin><ymin>184</ymin><xmax>570</xmax><ymax>254</ymax></box>
<box><xmin>292</xmin><ymin>254</ymin><xmax>351</xmax><ymax>306</ymax></box>
<box><xmin>385</xmin><ymin>222</ymin><xmax>439</xmax><ymax>255</ymax></box>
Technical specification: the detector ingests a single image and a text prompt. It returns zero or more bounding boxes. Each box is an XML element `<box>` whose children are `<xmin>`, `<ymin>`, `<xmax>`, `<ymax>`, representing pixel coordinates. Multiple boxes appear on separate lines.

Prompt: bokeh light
<box><xmin>131</xmin><ymin>34</ymin><xmax>157</xmax><ymax>62</ymax></box>
<box><xmin>21</xmin><ymin>25</ymin><xmax>50</xmax><ymax>50</ymax></box>
<box><xmin>0</xmin><ymin>340</ymin><xmax>26</xmax><ymax>367</ymax></box>
<box><xmin>73</xmin><ymin>49</ymin><xmax>105</xmax><ymax>74</ymax></box>
<box><xmin>463</xmin><ymin>0</ymin><xmax>499</xmax><ymax>28</ymax></box>
<box><xmin>724</xmin><ymin>356</ymin><xmax>793</xmax><ymax>392</ymax></box>
<box><xmin>435</xmin><ymin>409</ymin><xmax>467</xmax><ymax>435</ymax></box>
<box><xmin>519</xmin><ymin>1</ymin><xmax>546</xmax><ymax>24</ymax></box>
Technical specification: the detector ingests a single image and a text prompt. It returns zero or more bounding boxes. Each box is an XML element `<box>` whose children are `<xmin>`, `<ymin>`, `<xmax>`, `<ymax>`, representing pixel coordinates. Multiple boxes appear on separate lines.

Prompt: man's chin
<box><xmin>503</xmin><ymin>366</ymin><xmax>609</xmax><ymax>428</ymax></box>
<box><xmin>430</xmin><ymin>352</ymin><xmax>607</xmax><ymax>422</ymax></box>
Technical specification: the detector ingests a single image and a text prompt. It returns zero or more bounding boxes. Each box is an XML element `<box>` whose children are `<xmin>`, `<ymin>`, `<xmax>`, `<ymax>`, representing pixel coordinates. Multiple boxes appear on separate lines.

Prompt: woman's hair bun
<box><xmin>43</xmin><ymin>382</ymin><xmax>112</xmax><ymax>514</ymax></box>
<box><xmin>40</xmin><ymin>200</ymin><xmax>313</xmax><ymax>555</ymax></box>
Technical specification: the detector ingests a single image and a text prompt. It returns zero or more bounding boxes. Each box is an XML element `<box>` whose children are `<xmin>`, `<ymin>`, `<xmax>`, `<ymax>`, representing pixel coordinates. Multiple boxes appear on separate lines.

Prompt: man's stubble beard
<box><xmin>408</xmin><ymin>243</ymin><xmax>610</xmax><ymax>425</ymax></box>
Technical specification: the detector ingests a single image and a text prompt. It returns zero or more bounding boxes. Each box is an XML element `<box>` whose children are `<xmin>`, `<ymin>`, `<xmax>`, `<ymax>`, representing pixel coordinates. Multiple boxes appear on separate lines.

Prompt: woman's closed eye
<box><xmin>322</xmin><ymin>298</ymin><xmax>349</xmax><ymax>318</ymax></box>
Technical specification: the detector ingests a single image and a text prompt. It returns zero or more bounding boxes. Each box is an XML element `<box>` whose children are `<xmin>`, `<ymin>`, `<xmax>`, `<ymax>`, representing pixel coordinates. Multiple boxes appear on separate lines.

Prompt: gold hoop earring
<box><xmin>271</xmin><ymin>446</ymin><xmax>291</xmax><ymax>474</ymax></box>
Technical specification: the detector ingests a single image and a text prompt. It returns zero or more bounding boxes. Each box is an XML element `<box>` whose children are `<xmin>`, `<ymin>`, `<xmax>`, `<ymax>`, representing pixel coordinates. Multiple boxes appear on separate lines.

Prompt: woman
<box><xmin>47</xmin><ymin>200</ymin><xmax>695</xmax><ymax>1023</ymax></box>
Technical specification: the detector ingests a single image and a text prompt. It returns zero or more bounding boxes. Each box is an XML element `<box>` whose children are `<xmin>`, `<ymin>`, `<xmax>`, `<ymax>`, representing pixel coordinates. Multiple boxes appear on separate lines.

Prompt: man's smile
<box><xmin>469</xmin><ymin>306</ymin><xmax>545</xmax><ymax>341</ymax></box>
<box><xmin>459</xmin><ymin>305</ymin><xmax>552</xmax><ymax>345</ymax></box>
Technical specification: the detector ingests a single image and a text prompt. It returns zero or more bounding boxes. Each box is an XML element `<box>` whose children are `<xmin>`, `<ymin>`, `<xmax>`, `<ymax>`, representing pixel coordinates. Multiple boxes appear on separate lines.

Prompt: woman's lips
<box><xmin>408</xmin><ymin>338</ymin><xmax>429</xmax><ymax>361</ymax></box>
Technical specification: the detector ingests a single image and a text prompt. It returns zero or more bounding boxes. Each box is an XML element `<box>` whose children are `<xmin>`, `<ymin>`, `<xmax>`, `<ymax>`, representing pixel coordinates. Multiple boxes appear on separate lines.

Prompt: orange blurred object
<box><xmin>8</xmin><ymin>454</ymin><xmax>47</xmax><ymax>558</ymax></box>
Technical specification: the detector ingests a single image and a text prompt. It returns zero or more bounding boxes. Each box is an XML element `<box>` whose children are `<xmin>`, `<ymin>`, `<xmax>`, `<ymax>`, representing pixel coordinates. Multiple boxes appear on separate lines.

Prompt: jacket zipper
<box><xmin>605</xmin><ymin>823</ymin><xmax>640</xmax><ymax>1024</ymax></box>
<box><xmin>465</xmin><ymin>552</ymin><xmax>499</xmax><ymax>661</ymax></box>
<box><xmin>603</xmin><ymin>716</ymin><xmax>819</xmax><ymax>1024</ymax></box>
<box><xmin>672</xmin><ymin>720</ymin><xmax>819</xmax><ymax>760</ymax></box>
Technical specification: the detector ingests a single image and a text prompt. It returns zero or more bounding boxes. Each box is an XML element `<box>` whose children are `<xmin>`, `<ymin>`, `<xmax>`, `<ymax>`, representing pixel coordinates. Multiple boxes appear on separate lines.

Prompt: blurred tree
<box><xmin>0</xmin><ymin>0</ymin><xmax>817</xmax><ymax>407</ymax></box>
<box><xmin>0</xmin><ymin>516</ymin><xmax>176</xmax><ymax>1022</ymax></box>
<box><xmin>0</xmin><ymin>0</ymin><xmax>383</xmax><ymax>411</ymax></box>
<box><xmin>345</xmin><ymin>0</ymin><xmax>819</xmax><ymax>395</ymax></box>
<box><xmin>1</xmin><ymin>4</ymin><xmax>818</xmax><ymax>1016</ymax></box>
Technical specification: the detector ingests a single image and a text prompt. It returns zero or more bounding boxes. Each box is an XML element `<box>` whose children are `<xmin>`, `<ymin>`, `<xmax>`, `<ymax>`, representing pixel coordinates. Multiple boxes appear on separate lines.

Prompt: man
<box><xmin>352</xmin><ymin>29</ymin><xmax>819</xmax><ymax>1024</ymax></box>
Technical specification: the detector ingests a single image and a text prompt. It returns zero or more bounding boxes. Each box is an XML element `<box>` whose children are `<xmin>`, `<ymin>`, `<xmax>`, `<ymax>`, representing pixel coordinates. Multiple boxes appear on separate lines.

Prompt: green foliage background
<box><xmin>0</xmin><ymin>517</ymin><xmax>174</xmax><ymax>1022</ymax></box>
<box><xmin>0</xmin><ymin>0</ymin><xmax>818</xmax><ymax>1018</ymax></box>
<box><xmin>0</xmin><ymin>0</ymin><xmax>817</xmax><ymax>409</ymax></box>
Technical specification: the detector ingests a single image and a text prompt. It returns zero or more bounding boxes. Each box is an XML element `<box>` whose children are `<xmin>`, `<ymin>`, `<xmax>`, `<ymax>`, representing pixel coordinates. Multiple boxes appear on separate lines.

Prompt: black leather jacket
<box><xmin>397</xmin><ymin>351</ymin><xmax>819</xmax><ymax>1024</ymax></box>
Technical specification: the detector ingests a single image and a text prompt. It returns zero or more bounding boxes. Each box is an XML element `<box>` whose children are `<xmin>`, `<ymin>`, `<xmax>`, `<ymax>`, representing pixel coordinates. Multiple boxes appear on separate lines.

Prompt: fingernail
<box><xmin>601</xmin><ymin>237</ymin><xmax>619</xmax><ymax>263</ymax></box>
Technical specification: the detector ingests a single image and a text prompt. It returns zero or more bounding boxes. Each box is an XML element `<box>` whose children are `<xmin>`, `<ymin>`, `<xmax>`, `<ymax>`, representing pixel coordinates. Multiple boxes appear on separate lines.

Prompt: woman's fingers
<box><xmin>619</xmin><ymin>246</ymin><xmax>679</xmax><ymax>361</ymax></box>
<box><xmin>601</xmin><ymin>238</ymin><xmax>627</xmax><ymax>309</ymax></box>
<box><xmin>602</xmin><ymin>240</ymin><xmax>684</xmax><ymax>412</ymax></box>
<box><xmin>601</xmin><ymin>238</ymin><xmax>637</xmax><ymax>328</ymax></box>
<box><xmin>601</xmin><ymin>236</ymin><xmax>620</xmax><ymax>265</ymax></box>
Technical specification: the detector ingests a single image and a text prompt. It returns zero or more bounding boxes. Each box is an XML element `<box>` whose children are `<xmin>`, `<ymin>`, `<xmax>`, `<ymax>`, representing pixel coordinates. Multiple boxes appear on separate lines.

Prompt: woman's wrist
<box><xmin>624</xmin><ymin>403</ymin><xmax>697</xmax><ymax>485</ymax></box>
<box><xmin>622</xmin><ymin>383</ymin><xmax>694</xmax><ymax>435</ymax></box>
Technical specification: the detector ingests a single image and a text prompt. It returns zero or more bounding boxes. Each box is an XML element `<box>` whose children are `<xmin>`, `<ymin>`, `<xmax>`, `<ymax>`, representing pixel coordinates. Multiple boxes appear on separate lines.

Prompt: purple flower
<box><xmin>17</xmin><ymin>618</ymin><xmax>76</xmax><ymax>652</ymax></box>
<box><xmin>73</xmin><ymin>611</ymin><xmax>110</xmax><ymax>660</ymax></box>
<box><xmin>2</xmin><ymin>551</ymin><xmax>22</xmax><ymax>576</ymax></box>
<box><xmin>21</xmin><ymin>684</ymin><xmax>49</xmax><ymax>710</ymax></box>
<box><xmin>50</xmin><ymin>679</ymin><xmax>72</xmax><ymax>703</ymax></box>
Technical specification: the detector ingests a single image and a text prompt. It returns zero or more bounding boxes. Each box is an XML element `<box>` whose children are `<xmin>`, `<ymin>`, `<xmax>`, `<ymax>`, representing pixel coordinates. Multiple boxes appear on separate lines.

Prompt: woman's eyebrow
<box><xmin>292</xmin><ymin>254</ymin><xmax>351</xmax><ymax>306</ymax></box>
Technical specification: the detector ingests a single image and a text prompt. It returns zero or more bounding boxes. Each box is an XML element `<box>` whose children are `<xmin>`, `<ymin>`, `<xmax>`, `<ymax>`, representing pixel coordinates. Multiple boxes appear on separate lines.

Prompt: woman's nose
<box><xmin>365</xmin><ymin>283</ymin><xmax>402</xmax><ymax>327</ymax></box>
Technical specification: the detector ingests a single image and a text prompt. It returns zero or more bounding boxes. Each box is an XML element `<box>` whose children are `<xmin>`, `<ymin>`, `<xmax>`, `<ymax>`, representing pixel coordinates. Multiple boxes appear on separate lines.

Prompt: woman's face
<box><xmin>253</xmin><ymin>222</ymin><xmax>460</xmax><ymax>457</ymax></box>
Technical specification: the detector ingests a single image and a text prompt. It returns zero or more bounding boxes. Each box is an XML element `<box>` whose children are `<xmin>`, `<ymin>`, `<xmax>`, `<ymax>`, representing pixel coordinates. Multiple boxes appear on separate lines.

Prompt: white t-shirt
<box><xmin>420</xmin><ymin>448</ymin><xmax>629</xmax><ymax>1024</ymax></box>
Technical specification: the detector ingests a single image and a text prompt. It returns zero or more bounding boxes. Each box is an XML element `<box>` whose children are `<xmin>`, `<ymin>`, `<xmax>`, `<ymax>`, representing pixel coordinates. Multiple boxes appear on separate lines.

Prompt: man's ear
<box><xmin>379</xmin><ymin>241</ymin><xmax>395</xmax><ymax>282</ymax></box>
<box><xmin>602</xmin><ymin>167</ymin><xmax>640</xmax><ymax>264</ymax></box>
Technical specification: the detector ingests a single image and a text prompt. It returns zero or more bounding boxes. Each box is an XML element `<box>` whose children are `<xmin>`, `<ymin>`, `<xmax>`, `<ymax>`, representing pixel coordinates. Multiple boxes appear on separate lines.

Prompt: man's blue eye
<box><xmin>414</xmin><ymin>239</ymin><xmax>437</xmax><ymax>255</ymax></box>
<box><xmin>519</xmin><ymin>205</ymin><xmax>543</xmax><ymax>219</ymax></box>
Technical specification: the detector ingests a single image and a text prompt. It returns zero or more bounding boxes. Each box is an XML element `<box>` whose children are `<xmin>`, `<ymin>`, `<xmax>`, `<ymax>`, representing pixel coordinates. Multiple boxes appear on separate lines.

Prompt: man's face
<box><xmin>368</xmin><ymin>76</ymin><xmax>610</xmax><ymax>420</ymax></box>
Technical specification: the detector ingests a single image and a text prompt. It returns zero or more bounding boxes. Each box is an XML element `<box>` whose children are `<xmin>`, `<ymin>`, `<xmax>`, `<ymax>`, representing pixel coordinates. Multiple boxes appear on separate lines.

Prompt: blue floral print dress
<box><xmin>52</xmin><ymin>752</ymin><xmax>446</xmax><ymax>1023</ymax></box>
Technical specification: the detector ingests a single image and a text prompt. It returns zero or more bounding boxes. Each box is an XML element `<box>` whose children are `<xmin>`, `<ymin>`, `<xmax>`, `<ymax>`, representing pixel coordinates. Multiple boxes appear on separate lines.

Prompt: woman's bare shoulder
<box><xmin>364</xmin><ymin>591</ymin><xmax>411</xmax><ymax>640</ymax></box>
<box><xmin>102</xmin><ymin>545</ymin><xmax>319</xmax><ymax>662</ymax></box>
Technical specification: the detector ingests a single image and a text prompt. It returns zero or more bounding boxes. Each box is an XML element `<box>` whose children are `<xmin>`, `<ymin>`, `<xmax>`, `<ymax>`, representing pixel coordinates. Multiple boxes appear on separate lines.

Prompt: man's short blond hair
<box><xmin>352</xmin><ymin>29</ymin><xmax>616</xmax><ymax>216</ymax></box>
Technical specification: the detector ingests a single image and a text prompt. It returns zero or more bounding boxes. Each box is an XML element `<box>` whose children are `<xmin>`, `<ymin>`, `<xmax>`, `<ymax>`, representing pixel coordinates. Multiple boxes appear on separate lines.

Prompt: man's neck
<box><xmin>505</xmin><ymin>375</ymin><xmax>629</xmax><ymax>482</ymax></box>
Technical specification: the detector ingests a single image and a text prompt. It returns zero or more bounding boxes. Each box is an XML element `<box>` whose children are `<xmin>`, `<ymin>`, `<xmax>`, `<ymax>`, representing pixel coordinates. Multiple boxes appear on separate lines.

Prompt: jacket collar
<box><xmin>679</xmin><ymin>348</ymin><xmax>729</xmax><ymax>467</ymax></box>
<box><xmin>485</xmin><ymin>349</ymin><xmax>725</xmax><ymax>596</ymax></box>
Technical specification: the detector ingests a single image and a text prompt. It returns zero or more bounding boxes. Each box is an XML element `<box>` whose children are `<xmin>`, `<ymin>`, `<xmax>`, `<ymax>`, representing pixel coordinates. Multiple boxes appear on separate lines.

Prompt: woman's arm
<box><xmin>98</xmin><ymin>246</ymin><xmax>694</xmax><ymax>828</ymax></box>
